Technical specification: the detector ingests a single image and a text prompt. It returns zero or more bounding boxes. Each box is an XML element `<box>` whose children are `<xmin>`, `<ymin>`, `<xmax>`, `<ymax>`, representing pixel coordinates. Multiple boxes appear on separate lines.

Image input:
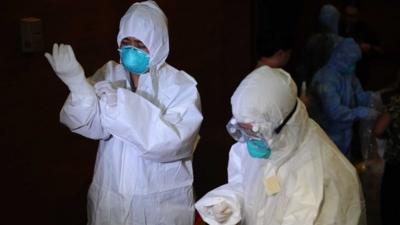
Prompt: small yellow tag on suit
<box><xmin>264</xmin><ymin>176</ymin><xmax>280</xmax><ymax>196</ymax></box>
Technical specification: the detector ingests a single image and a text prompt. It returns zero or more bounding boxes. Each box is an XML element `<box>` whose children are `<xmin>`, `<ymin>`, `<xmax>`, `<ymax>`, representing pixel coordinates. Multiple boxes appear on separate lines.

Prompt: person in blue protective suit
<box><xmin>311</xmin><ymin>3</ymin><xmax>343</xmax><ymax>67</ymax></box>
<box><xmin>310</xmin><ymin>37</ymin><xmax>379</xmax><ymax>157</ymax></box>
<box><xmin>319</xmin><ymin>4</ymin><xmax>341</xmax><ymax>35</ymax></box>
<box><xmin>295</xmin><ymin>4</ymin><xmax>343</xmax><ymax>100</ymax></box>
<box><xmin>195</xmin><ymin>66</ymin><xmax>366</xmax><ymax>225</ymax></box>
<box><xmin>44</xmin><ymin>1</ymin><xmax>203</xmax><ymax>224</ymax></box>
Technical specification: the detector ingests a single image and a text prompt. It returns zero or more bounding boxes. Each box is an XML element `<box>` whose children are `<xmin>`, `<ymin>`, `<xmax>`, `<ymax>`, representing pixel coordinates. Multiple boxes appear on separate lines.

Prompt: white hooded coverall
<box><xmin>60</xmin><ymin>1</ymin><xmax>203</xmax><ymax>224</ymax></box>
<box><xmin>195</xmin><ymin>66</ymin><xmax>366</xmax><ymax>225</ymax></box>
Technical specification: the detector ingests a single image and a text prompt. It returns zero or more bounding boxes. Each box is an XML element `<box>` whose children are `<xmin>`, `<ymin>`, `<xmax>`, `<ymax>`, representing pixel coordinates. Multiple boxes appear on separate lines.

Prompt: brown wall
<box><xmin>1</xmin><ymin>1</ymin><xmax>122</xmax><ymax>224</ymax></box>
<box><xmin>2</xmin><ymin>0</ymin><xmax>400</xmax><ymax>224</ymax></box>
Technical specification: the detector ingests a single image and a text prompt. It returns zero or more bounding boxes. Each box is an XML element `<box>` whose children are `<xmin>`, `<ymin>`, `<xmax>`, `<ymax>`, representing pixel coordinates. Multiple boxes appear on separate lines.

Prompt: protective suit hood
<box><xmin>319</xmin><ymin>4</ymin><xmax>340</xmax><ymax>34</ymax></box>
<box><xmin>231</xmin><ymin>66</ymin><xmax>297</xmax><ymax>129</ymax></box>
<box><xmin>231</xmin><ymin>66</ymin><xmax>304</xmax><ymax>162</ymax></box>
<box><xmin>117</xmin><ymin>1</ymin><xmax>169</xmax><ymax>68</ymax></box>
<box><xmin>328</xmin><ymin>38</ymin><xmax>361</xmax><ymax>75</ymax></box>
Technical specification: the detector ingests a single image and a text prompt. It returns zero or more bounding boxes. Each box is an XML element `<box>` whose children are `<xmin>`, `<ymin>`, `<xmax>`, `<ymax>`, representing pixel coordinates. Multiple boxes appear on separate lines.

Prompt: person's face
<box><xmin>344</xmin><ymin>6</ymin><xmax>359</xmax><ymax>24</ymax></box>
<box><xmin>120</xmin><ymin>37</ymin><xmax>149</xmax><ymax>54</ymax></box>
<box><xmin>238</xmin><ymin>123</ymin><xmax>259</xmax><ymax>138</ymax></box>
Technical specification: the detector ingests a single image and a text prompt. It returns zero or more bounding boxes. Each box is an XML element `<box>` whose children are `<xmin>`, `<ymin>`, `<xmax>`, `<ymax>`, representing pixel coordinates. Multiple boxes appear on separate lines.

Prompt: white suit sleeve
<box><xmin>99</xmin><ymin>83</ymin><xmax>203</xmax><ymax>162</ymax></box>
<box><xmin>195</xmin><ymin>144</ymin><xmax>244</xmax><ymax>225</ymax></box>
<box><xmin>59</xmin><ymin>66</ymin><xmax>111</xmax><ymax>140</ymax></box>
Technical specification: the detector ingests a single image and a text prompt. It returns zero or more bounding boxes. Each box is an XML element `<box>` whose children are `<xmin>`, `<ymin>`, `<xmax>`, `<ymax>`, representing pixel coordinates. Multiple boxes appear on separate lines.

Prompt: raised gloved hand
<box><xmin>45</xmin><ymin>43</ymin><xmax>93</xmax><ymax>96</ymax></box>
<box><xmin>95</xmin><ymin>81</ymin><xmax>118</xmax><ymax>107</ymax></box>
<box><xmin>211</xmin><ymin>201</ymin><xmax>233</xmax><ymax>224</ymax></box>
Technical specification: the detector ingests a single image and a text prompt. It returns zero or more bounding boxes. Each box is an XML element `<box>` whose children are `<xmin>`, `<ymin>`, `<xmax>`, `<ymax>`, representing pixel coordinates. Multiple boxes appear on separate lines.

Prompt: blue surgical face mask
<box><xmin>247</xmin><ymin>139</ymin><xmax>271</xmax><ymax>159</ymax></box>
<box><xmin>119</xmin><ymin>46</ymin><xmax>150</xmax><ymax>75</ymax></box>
<box><xmin>343</xmin><ymin>64</ymin><xmax>356</xmax><ymax>75</ymax></box>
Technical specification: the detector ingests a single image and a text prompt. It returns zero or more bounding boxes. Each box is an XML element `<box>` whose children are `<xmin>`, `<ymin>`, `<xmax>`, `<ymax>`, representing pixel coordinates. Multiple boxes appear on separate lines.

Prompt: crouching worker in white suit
<box><xmin>44</xmin><ymin>1</ymin><xmax>203</xmax><ymax>224</ymax></box>
<box><xmin>195</xmin><ymin>66</ymin><xmax>365</xmax><ymax>225</ymax></box>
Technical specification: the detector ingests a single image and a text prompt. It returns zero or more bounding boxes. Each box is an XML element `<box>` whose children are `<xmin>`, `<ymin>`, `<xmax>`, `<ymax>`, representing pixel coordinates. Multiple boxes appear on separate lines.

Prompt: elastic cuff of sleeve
<box><xmin>69</xmin><ymin>92</ymin><xmax>97</xmax><ymax>107</ymax></box>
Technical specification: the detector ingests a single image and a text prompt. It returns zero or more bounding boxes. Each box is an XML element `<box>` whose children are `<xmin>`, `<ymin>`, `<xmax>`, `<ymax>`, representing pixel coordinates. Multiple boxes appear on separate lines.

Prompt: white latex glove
<box><xmin>95</xmin><ymin>81</ymin><xmax>118</xmax><ymax>106</ymax></box>
<box><xmin>45</xmin><ymin>43</ymin><xmax>93</xmax><ymax>96</ymax></box>
<box><xmin>211</xmin><ymin>201</ymin><xmax>233</xmax><ymax>224</ymax></box>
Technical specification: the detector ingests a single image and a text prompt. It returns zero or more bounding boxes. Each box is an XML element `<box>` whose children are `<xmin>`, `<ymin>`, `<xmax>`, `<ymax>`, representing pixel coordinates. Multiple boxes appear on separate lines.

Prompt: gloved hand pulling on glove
<box><xmin>45</xmin><ymin>43</ymin><xmax>93</xmax><ymax>96</ymax></box>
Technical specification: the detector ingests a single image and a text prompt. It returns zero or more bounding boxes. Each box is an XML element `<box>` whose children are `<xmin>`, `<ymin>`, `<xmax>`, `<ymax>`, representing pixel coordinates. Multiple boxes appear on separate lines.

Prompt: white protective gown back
<box><xmin>60</xmin><ymin>1</ymin><xmax>203</xmax><ymax>224</ymax></box>
<box><xmin>195</xmin><ymin>66</ymin><xmax>366</xmax><ymax>225</ymax></box>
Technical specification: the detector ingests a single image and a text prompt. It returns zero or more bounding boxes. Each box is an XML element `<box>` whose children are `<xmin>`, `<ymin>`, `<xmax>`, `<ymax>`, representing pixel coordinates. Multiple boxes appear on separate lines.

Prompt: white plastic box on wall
<box><xmin>20</xmin><ymin>17</ymin><xmax>44</xmax><ymax>53</ymax></box>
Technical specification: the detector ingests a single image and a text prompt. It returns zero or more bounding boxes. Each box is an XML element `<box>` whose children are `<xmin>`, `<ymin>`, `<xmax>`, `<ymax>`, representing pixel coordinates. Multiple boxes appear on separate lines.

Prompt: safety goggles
<box><xmin>226</xmin><ymin>102</ymin><xmax>298</xmax><ymax>142</ymax></box>
<box><xmin>226</xmin><ymin>118</ymin><xmax>264</xmax><ymax>142</ymax></box>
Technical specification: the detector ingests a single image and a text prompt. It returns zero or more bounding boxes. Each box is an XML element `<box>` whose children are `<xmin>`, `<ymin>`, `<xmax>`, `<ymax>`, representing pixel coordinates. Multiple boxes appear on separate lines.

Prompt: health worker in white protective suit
<box><xmin>195</xmin><ymin>66</ymin><xmax>366</xmax><ymax>225</ymax></box>
<box><xmin>44</xmin><ymin>1</ymin><xmax>203</xmax><ymax>224</ymax></box>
